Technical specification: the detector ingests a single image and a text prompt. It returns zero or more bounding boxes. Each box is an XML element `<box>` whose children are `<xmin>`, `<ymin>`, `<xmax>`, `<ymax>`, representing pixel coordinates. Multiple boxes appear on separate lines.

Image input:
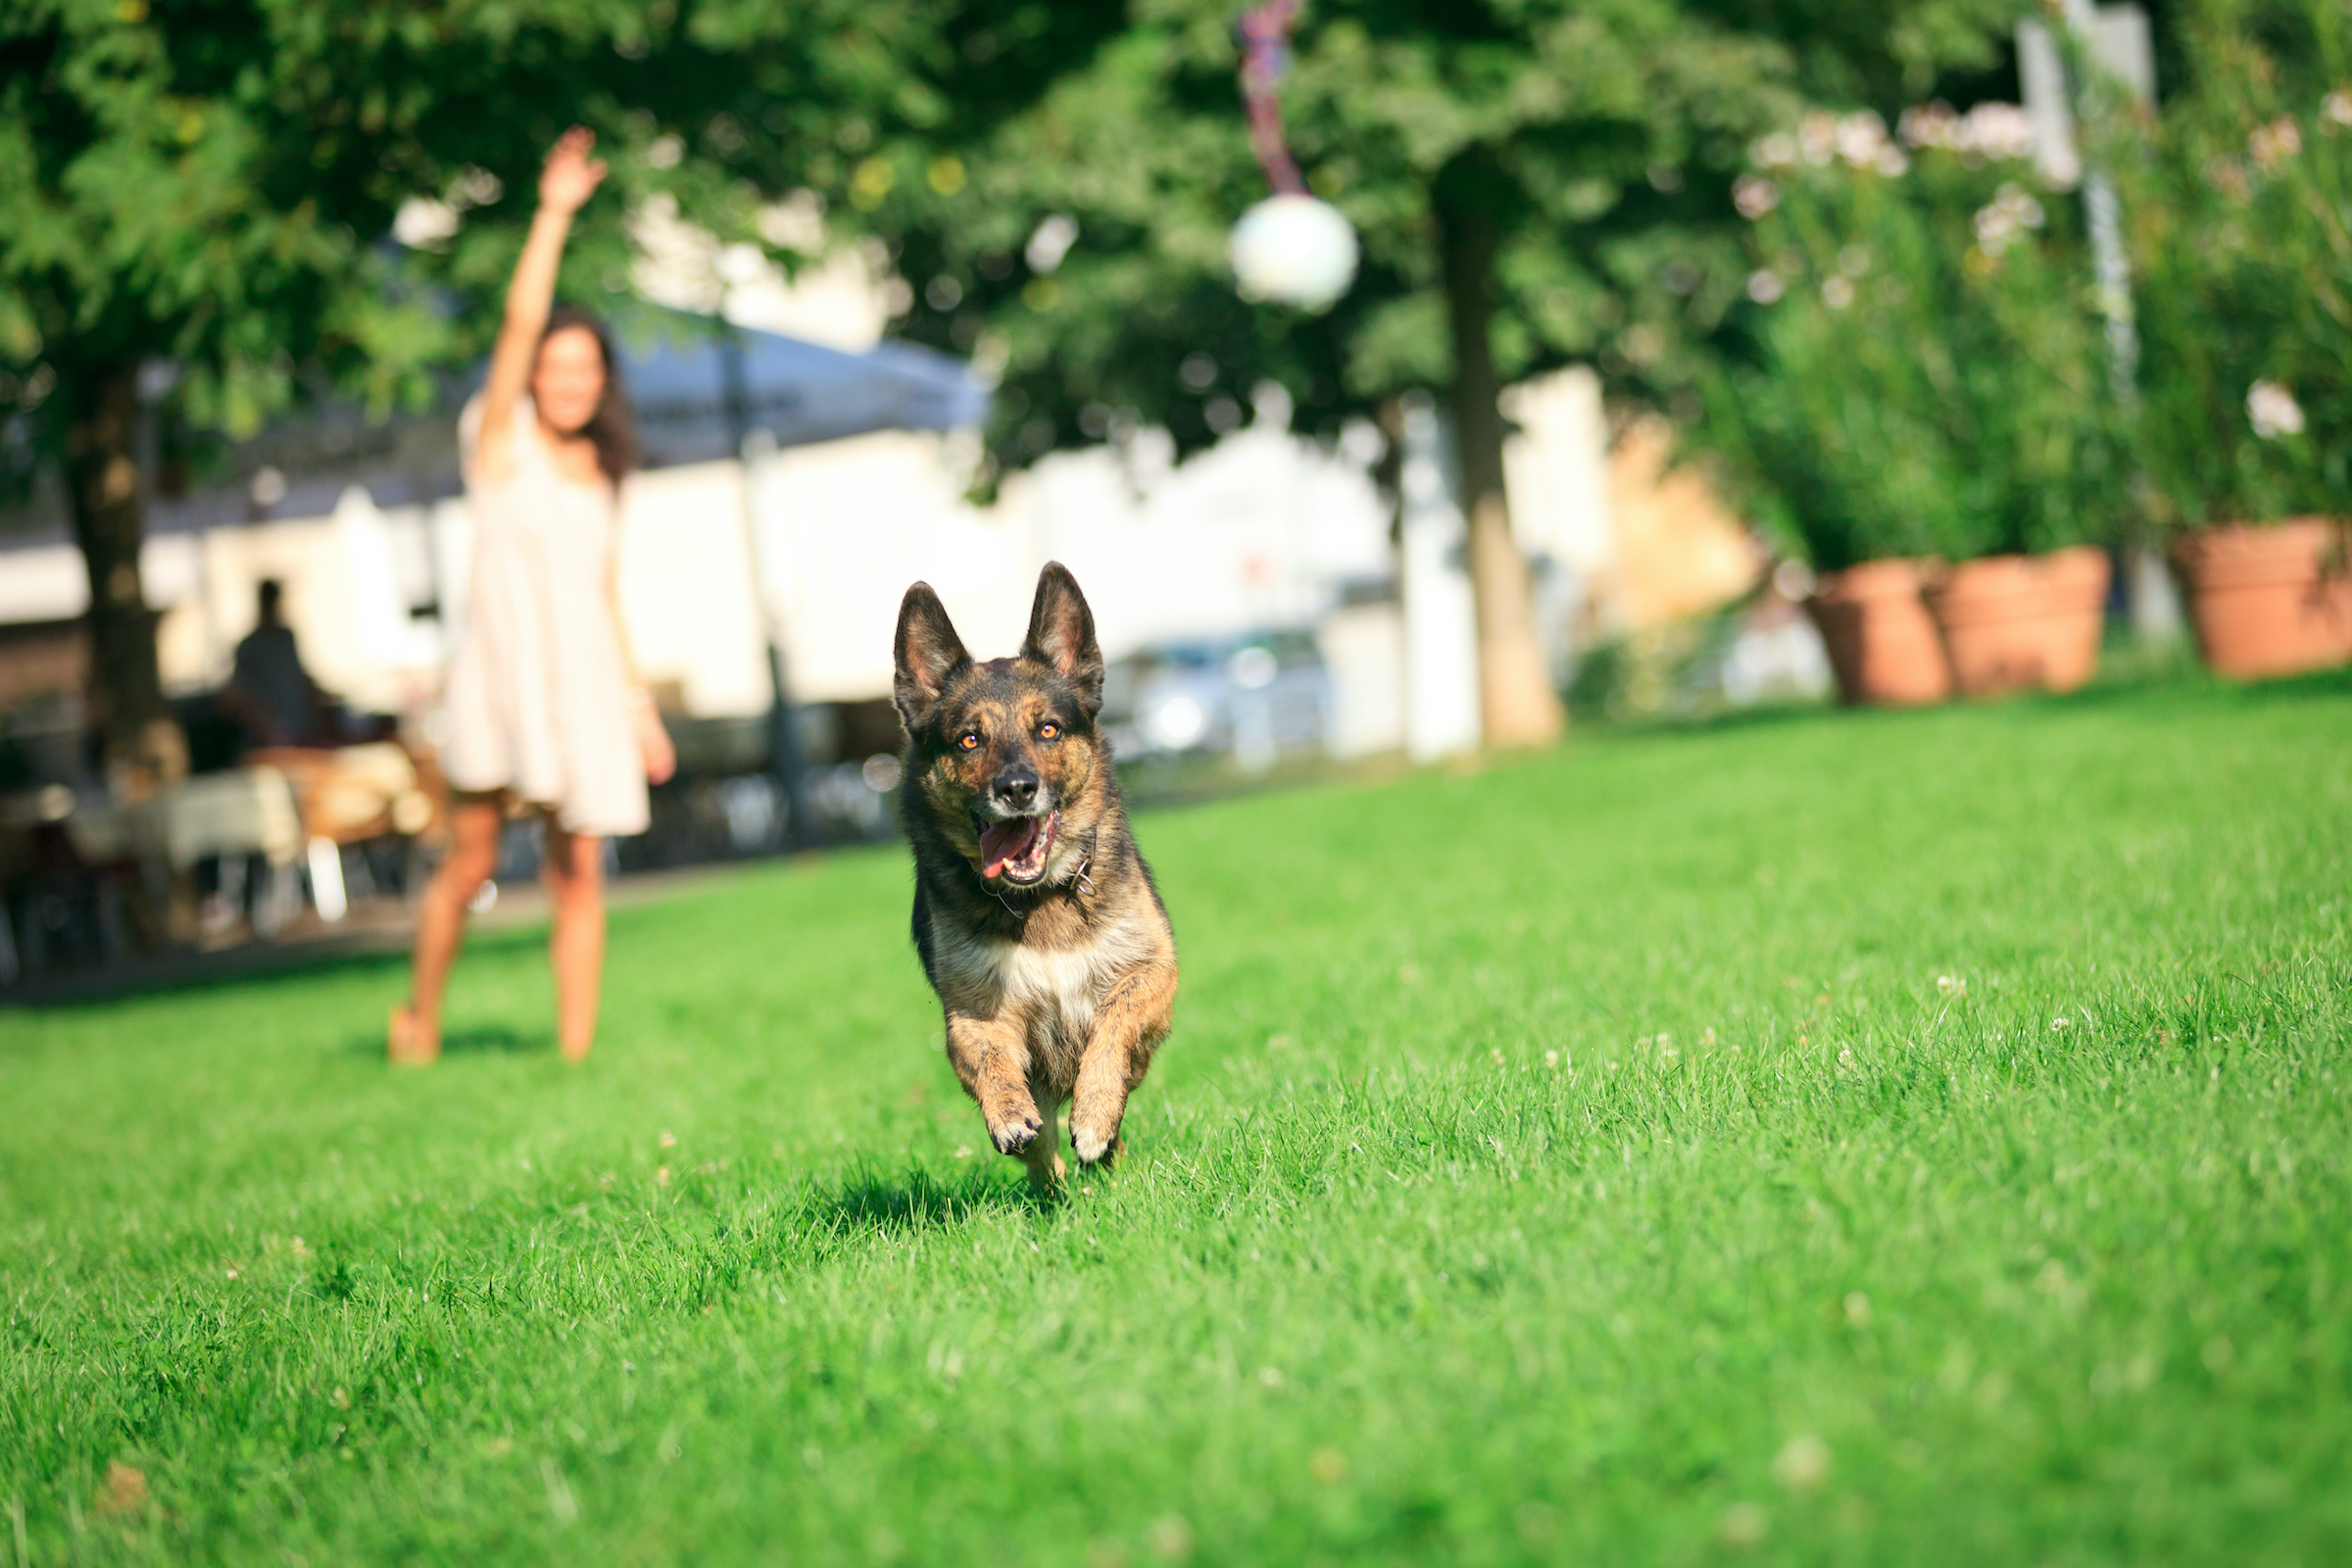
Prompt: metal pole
<box><xmin>719</xmin><ymin>331</ymin><xmax>812</xmax><ymax>849</ymax></box>
<box><xmin>2021</xmin><ymin>3</ymin><xmax>2181</xmax><ymax>643</ymax></box>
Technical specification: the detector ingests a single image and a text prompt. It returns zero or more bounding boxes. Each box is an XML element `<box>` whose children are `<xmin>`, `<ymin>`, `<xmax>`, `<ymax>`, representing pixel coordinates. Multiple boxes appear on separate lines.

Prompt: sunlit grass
<box><xmin>3</xmin><ymin>671</ymin><xmax>2348</xmax><ymax>1564</ymax></box>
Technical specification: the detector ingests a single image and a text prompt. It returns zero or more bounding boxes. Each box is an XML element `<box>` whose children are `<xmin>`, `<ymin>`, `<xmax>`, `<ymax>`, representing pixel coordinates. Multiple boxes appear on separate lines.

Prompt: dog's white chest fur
<box><xmin>933</xmin><ymin>908</ymin><xmax>1152</xmax><ymax>1075</ymax></box>
<box><xmin>994</xmin><ymin>940</ymin><xmax>1104</xmax><ymax>1046</ymax></box>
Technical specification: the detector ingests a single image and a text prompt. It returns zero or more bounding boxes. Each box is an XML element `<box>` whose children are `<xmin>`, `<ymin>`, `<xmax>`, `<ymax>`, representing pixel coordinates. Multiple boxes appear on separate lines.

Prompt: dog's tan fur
<box><xmin>893</xmin><ymin>564</ymin><xmax>1177</xmax><ymax>1187</ymax></box>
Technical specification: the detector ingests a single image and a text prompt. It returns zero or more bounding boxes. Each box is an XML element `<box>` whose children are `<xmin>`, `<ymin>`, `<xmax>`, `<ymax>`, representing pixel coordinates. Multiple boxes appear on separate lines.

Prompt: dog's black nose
<box><xmin>993</xmin><ymin>767</ymin><xmax>1040</xmax><ymax>809</ymax></box>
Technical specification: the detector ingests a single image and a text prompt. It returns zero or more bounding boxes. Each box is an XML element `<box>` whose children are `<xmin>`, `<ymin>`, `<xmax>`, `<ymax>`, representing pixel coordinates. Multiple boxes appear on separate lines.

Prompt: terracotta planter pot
<box><xmin>1922</xmin><ymin>546</ymin><xmax>2110</xmax><ymax>698</ymax></box>
<box><xmin>1803</xmin><ymin>559</ymin><xmax>1953</xmax><ymax>707</ymax></box>
<box><xmin>2173</xmin><ymin>519</ymin><xmax>2352</xmax><ymax>679</ymax></box>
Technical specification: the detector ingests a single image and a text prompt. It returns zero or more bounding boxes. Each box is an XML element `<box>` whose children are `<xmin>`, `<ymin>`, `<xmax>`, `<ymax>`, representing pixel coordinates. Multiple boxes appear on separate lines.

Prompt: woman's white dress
<box><xmin>442</xmin><ymin>396</ymin><xmax>648</xmax><ymax>837</ymax></box>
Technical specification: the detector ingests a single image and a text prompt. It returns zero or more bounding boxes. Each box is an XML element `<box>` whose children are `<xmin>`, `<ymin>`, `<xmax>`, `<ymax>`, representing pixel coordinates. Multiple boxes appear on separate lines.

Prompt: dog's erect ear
<box><xmin>894</xmin><ymin>582</ymin><xmax>972</xmax><ymax>734</ymax></box>
<box><xmin>1020</xmin><ymin>562</ymin><xmax>1103</xmax><ymax>714</ymax></box>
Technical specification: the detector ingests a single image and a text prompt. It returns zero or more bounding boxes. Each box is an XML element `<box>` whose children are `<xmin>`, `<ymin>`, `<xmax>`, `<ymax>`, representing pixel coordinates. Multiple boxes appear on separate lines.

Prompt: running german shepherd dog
<box><xmin>892</xmin><ymin>564</ymin><xmax>1177</xmax><ymax>1188</ymax></box>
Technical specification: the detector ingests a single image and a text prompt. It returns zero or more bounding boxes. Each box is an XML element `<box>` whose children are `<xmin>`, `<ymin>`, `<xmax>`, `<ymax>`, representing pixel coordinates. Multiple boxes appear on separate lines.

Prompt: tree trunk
<box><xmin>1435</xmin><ymin>185</ymin><xmax>1564</xmax><ymax>749</ymax></box>
<box><xmin>63</xmin><ymin>362</ymin><xmax>182</xmax><ymax>798</ymax></box>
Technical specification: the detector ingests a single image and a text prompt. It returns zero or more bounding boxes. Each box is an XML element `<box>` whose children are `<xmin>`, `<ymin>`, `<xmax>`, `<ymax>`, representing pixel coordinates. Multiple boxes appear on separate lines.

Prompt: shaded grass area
<box><xmin>3</xmin><ymin>674</ymin><xmax>2349</xmax><ymax>1565</ymax></box>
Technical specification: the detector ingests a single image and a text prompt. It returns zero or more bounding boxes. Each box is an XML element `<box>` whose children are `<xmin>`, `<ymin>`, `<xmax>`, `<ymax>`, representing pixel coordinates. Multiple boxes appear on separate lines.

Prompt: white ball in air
<box><xmin>1230</xmin><ymin>194</ymin><xmax>1359</xmax><ymax>312</ymax></box>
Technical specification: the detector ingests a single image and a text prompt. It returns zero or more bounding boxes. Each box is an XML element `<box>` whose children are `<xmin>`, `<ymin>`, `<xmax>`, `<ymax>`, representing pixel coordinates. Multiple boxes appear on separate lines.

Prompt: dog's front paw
<box><xmin>988</xmin><ymin>1107</ymin><xmax>1044</xmax><ymax>1155</ymax></box>
<box><xmin>1070</xmin><ymin>1120</ymin><xmax>1120</xmax><ymax>1166</ymax></box>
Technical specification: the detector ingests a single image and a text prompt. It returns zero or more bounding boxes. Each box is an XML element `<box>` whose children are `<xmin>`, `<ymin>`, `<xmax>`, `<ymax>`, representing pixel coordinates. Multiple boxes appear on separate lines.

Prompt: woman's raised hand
<box><xmin>538</xmin><ymin>127</ymin><xmax>608</xmax><ymax>216</ymax></box>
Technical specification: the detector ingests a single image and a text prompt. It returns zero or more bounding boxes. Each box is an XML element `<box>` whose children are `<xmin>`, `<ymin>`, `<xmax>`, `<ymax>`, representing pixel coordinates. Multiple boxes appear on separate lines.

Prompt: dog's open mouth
<box><xmin>976</xmin><ymin>810</ymin><xmax>1058</xmax><ymax>885</ymax></box>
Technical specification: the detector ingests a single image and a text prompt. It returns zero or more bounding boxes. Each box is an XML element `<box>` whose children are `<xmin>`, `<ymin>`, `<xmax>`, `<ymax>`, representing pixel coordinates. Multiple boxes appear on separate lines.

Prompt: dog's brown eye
<box><xmin>1039</xmin><ymin>721</ymin><xmax>1059</xmax><ymax>740</ymax></box>
<box><xmin>957</xmin><ymin>731</ymin><xmax>981</xmax><ymax>752</ymax></box>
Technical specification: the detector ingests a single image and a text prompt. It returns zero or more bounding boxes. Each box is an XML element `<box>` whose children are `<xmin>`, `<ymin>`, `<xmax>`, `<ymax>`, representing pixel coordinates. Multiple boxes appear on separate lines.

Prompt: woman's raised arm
<box><xmin>474</xmin><ymin>127</ymin><xmax>607</xmax><ymax>480</ymax></box>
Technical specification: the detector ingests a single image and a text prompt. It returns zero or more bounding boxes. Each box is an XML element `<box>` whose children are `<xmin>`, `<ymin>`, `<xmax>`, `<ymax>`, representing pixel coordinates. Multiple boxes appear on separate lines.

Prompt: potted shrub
<box><xmin>2120</xmin><ymin>0</ymin><xmax>2352</xmax><ymax>677</ymax></box>
<box><xmin>1702</xmin><ymin>104</ymin><xmax>2130</xmax><ymax>702</ymax></box>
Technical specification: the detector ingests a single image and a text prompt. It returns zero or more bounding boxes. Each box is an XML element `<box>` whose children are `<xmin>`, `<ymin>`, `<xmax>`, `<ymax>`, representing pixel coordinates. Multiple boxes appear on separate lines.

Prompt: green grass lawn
<box><xmin>4</xmin><ymin>673</ymin><xmax>2349</xmax><ymax>1566</ymax></box>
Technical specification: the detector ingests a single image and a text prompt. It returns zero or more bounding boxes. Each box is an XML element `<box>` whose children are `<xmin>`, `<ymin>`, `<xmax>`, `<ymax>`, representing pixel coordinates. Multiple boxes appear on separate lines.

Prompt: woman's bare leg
<box><xmin>543</xmin><ymin>823</ymin><xmax>607</xmax><ymax>1061</ymax></box>
<box><xmin>396</xmin><ymin>800</ymin><xmax>503</xmax><ymax>1062</ymax></box>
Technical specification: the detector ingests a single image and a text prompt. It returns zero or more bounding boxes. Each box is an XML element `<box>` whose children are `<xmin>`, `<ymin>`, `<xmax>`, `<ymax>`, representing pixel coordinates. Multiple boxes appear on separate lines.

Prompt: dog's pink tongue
<box><xmin>979</xmin><ymin>817</ymin><xmax>1037</xmax><ymax>879</ymax></box>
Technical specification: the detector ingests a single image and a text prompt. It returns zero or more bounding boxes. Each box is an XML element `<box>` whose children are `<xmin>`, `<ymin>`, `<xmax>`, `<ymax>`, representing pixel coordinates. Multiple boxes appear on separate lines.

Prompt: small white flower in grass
<box><xmin>1719</xmin><ymin>1501</ymin><xmax>1768</xmax><ymax>1547</ymax></box>
<box><xmin>1875</xmin><ymin>144</ymin><xmax>1910</xmax><ymax>176</ymax></box>
<box><xmin>2325</xmin><ymin>91</ymin><xmax>2352</xmax><ymax>131</ymax></box>
<box><xmin>1490</xmin><ymin>1047</ymin><xmax>1506</xmax><ymax>1067</ymax></box>
<box><xmin>1544</xmin><ymin>1050</ymin><xmax>1561</xmax><ymax>1069</ymax></box>
<box><xmin>1734</xmin><ymin>174</ymin><xmax>1779</xmax><ymax>220</ymax></box>
<box><xmin>2051</xmin><ymin>1017</ymin><xmax>2070</xmax><ymax>1031</ymax></box>
<box><xmin>1746</xmin><ymin>269</ymin><xmax>1784</xmax><ymax>304</ymax></box>
<box><xmin>658</xmin><ymin>1130</ymin><xmax>677</xmax><ymax>1150</ymax></box>
<box><xmin>1772</xmin><ymin>1435</ymin><xmax>1832</xmax><ymax>1492</ymax></box>
<box><xmin>2248</xmin><ymin>380</ymin><xmax>2306</xmax><ymax>440</ymax></box>
<box><xmin>1147</xmin><ymin>1514</ymin><xmax>1194</xmax><ymax>1560</ymax></box>
<box><xmin>1821</xmin><ymin>276</ymin><xmax>1856</xmax><ymax>310</ymax></box>
<box><xmin>1750</xmin><ymin>132</ymin><xmax>1797</xmax><ymax>170</ymax></box>
<box><xmin>225</xmin><ymin>1266</ymin><xmax>239</xmax><ymax>1280</ymax></box>
<box><xmin>953</xmin><ymin>1146</ymin><xmax>971</xmax><ymax>1159</ymax></box>
<box><xmin>290</xmin><ymin>1236</ymin><xmax>310</xmax><ymax>1257</ymax></box>
<box><xmin>1837</xmin><ymin>1047</ymin><xmax>1854</xmax><ymax>1067</ymax></box>
<box><xmin>1936</xmin><ymin>975</ymin><xmax>1967</xmax><ymax>997</ymax></box>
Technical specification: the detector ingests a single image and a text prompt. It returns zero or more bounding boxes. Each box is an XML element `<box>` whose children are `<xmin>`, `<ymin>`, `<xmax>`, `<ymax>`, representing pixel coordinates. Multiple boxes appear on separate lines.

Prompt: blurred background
<box><xmin>1</xmin><ymin>0</ymin><xmax>2344</xmax><ymax>989</ymax></box>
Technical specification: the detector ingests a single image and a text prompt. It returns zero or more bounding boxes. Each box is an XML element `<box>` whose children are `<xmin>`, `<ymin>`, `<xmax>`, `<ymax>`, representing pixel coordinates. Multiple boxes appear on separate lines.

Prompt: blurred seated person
<box><xmin>222</xmin><ymin>579</ymin><xmax>330</xmax><ymax>750</ymax></box>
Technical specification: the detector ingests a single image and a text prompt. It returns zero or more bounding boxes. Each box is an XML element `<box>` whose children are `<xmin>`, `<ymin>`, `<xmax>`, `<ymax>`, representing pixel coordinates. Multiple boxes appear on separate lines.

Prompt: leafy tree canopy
<box><xmin>0</xmin><ymin>0</ymin><xmax>971</xmax><ymax>776</ymax></box>
<box><xmin>858</xmin><ymin>0</ymin><xmax>2026</xmax><ymax>470</ymax></box>
<box><xmin>0</xmin><ymin>0</ymin><xmax>967</xmax><ymax>446</ymax></box>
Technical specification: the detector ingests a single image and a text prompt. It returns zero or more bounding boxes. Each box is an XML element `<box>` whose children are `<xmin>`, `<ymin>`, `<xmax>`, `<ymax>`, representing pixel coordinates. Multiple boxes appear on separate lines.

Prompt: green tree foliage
<box><xmin>1700</xmin><ymin>105</ymin><xmax>2128</xmax><ymax>570</ymax></box>
<box><xmin>877</xmin><ymin>1</ymin><xmax>2021</xmax><ymax>458</ymax></box>
<box><xmin>2117</xmin><ymin>0</ymin><xmax>2352</xmax><ymax>527</ymax></box>
<box><xmin>0</xmin><ymin>0</ymin><xmax>938</xmax><ymax>782</ymax></box>
<box><xmin>857</xmin><ymin>0</ymin><xmax>2024</xmax><ymax>741</ymax></box>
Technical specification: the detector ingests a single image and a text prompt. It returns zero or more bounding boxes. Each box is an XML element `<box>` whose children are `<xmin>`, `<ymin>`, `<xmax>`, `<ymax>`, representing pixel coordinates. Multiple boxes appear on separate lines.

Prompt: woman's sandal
<box><xmin>387</xmin><ymin>1004</ymin><xmax>440</xmax><ymax>1066</ymax></box>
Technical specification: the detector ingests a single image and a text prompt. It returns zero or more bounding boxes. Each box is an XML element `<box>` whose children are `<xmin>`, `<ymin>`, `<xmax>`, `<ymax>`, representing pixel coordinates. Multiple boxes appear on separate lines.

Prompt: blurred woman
<box><xmin>391</xmin><ymin>127</ymin><xmax>675</xmax><ymax>1066</ymax></box>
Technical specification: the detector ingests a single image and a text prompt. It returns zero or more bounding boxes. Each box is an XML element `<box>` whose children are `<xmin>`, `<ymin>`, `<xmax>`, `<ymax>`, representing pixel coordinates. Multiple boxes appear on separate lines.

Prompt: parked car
<box><xmin>1104</xmin><ymin>630</ymin><xmax>1331</xmax><ymax>773</ymax></box>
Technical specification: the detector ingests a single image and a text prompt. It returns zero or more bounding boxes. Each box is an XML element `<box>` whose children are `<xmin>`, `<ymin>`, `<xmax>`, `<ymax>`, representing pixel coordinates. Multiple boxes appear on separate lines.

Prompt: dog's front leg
<box><xmin>944</xmin><ymin>1012</ymin><xmax>1046</xmax><ymax>1157</ymax></box>
<box><xmin>1068</xmin><ymin>955</ymin><xmax>1178</xmax><ymax>1166</ymax></box>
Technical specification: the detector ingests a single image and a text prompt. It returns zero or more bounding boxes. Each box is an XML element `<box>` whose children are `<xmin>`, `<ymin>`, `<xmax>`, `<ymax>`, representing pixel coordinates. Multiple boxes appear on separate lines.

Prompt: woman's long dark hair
<box><xmin>539</xmin><ymin>306</ymin><xmax>639</xmax><ymax>485</ymax></box>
